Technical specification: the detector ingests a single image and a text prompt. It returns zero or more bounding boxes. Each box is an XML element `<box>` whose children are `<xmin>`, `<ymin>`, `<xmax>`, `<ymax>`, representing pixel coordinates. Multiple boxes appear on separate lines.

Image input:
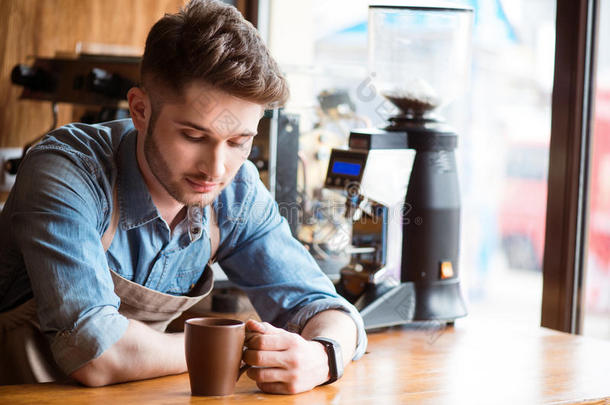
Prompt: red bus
<box><xmin>499</xmin><ymin>88</ymin><xmax>610</xmax><ymax>312</ymax></box>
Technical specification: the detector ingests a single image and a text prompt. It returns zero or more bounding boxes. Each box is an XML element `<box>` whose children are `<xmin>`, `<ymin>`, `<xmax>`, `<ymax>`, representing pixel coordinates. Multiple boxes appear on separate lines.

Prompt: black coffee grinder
<box><xmin>326</xmin><ymin>4</ymin><xmax>473</xmax><ymax>329</ymax></box>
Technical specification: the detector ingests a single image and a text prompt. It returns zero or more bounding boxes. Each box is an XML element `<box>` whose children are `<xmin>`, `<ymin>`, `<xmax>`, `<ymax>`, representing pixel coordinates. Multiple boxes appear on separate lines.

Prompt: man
<box><xmin>0</xmin><ymin>0</ymin><xmax>366</xmax><ymax>394</ymax></box>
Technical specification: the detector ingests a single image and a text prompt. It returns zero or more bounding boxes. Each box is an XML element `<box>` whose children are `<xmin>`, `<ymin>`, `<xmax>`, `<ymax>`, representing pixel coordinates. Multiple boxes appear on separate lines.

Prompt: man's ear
<box><xmin>127</xmin><ymin>87</ymin><xmax>151</xmax><ymax>134</ymax></box>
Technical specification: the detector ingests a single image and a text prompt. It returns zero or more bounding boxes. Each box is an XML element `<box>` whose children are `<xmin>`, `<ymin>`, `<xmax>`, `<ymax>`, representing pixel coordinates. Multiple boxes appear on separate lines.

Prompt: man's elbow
<box><xmin>70</xmin><ymin>358</ymin><xmax>115</xmax><ymax>387</ymax></box>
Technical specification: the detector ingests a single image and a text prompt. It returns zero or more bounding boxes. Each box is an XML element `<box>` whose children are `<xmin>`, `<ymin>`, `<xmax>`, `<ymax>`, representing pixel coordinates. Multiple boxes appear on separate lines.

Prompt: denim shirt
<box><xmin>0</xmin><ymin>119</ymin><xmax>366</xmax><ymax>374</ymax></box>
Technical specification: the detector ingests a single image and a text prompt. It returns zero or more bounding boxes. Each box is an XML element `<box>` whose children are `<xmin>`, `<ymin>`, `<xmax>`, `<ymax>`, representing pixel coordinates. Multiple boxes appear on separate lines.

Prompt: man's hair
<box><xmin>141</xmin><ymin>0</ymin><xmax>289</xmax><ymax>107</ymax></box>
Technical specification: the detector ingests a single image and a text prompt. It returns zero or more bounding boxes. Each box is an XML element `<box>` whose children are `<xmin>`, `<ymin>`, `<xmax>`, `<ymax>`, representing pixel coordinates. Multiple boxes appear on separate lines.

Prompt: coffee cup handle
<box><xmin>237</xmin><ymin>364</ymin><xmax>250</xmax><ymax>380</ymax></box>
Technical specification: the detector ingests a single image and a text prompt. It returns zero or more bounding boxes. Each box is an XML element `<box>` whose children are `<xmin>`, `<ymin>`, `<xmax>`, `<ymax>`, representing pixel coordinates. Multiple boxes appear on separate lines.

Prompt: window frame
<box><xmin>542</xmin><ymin>0</ymin><xmax>599</xmax><ymax>333</ymax></box>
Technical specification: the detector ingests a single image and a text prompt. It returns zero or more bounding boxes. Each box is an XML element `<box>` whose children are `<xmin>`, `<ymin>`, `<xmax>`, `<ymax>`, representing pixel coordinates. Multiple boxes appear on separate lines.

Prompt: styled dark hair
<box><xmin>141</xmin><ymin>0</ymin><xmax>289</xmax><ymax>107</ymax></box>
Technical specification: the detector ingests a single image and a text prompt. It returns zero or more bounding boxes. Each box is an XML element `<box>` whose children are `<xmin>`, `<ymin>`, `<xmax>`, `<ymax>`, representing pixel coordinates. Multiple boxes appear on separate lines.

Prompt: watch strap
<box><xmin>312</xmin><ymin>337</ymin><xmax>343</xmax><ymax>385</ymax></box>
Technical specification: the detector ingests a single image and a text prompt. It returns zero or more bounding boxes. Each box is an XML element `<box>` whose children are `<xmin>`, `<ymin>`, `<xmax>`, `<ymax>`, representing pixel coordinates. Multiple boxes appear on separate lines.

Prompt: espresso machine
<box><xmin>327</xmin><ymin>4</ymin><xmax>473</xmax><ymax>329</ymax></box>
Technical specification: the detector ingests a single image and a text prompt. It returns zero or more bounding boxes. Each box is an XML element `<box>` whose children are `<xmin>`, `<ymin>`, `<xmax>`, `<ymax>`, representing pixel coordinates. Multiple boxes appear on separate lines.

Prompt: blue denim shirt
<box><xmin>0</xmin><ymin>119</ymin><xmax>366</xmax><ymax>374</ymax></box>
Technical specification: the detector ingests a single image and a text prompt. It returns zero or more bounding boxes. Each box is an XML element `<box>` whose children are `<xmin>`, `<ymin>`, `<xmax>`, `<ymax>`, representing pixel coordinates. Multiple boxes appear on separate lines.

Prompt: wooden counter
<box><xmin>1</xmin><ymin>318</ymin><xmax>609</xmax><ymax>404</ymax></box>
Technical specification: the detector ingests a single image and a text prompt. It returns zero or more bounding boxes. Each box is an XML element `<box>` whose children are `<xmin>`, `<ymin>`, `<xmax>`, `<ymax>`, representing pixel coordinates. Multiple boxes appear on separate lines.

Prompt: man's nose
<box><xmin>199</xmin><ymin>144</ymin><xmax>226</xmax><ymax>179</ymax></box>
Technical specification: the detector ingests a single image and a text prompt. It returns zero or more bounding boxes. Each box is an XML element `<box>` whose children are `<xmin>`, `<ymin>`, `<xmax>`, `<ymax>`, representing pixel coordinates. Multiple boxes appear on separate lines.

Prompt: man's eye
<box><xmin>229</xmin><ymin>140</ymin><xmax>250</xmax><ymax>149</ymax></box>
<box><xmin>182</xmin><ymin>132</ymin><xmax>203</xmax><ymax>142</ymax></box>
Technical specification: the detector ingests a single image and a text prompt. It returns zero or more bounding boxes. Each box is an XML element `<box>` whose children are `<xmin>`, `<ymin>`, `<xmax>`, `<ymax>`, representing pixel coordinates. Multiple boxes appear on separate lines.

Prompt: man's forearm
<box><xmin>300</xmin><ymin>310</ymin><xmax>357</xmax><ymax>367</ymax></box>
<box><xmin>70</xmin><ymin>319</ymin><xmax>186</xmax><ymax>386</ymax></box>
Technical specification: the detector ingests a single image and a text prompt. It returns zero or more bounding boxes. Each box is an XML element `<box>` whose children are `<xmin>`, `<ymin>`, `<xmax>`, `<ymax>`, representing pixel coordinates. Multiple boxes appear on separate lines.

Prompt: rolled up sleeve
<box><xmin>282</xmin><ymin>298</ymin><xmax>367</xmax><ymax>360</ymax></box>
<box><xmin>51</xmin><ymin>306</ymin><xmax>129</xmax><ymax>374</ymax></box>
<box><xmin>10</xmin><ymin>150</ymin><xmax>127</xmax><ymax>374</ymax></box>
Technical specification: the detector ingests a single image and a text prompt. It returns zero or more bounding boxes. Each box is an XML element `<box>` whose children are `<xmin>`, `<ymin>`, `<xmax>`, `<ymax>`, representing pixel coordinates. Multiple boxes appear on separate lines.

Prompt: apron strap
<box><xmin>208</xmin><ymin>204</ymin><xmax>219</xmax><ymax>264</ymax></box>
<box><xmin>101</xmin><ymin>183</ymin><xmax>119</xmax><ymax>252</ymax></box>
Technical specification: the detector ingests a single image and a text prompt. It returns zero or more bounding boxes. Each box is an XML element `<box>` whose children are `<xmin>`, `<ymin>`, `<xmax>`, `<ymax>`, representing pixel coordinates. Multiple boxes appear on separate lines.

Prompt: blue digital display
<box><xmin>332</xmin><ymin>161</ymin><xmax>361</xmax><ymax>176</ymax></box>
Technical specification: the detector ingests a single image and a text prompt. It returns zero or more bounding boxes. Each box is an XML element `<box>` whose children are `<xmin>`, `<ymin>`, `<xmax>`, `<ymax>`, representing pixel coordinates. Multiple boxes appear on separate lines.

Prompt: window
<box><xmin>583</xmin><ymin>0</ymin><xmax>610</xmax><ymax>340</ymax></box>
<box><xmin>268</xmin><ymin>0</ymin><xmax>556</xmax><ymax>326</ymax></box>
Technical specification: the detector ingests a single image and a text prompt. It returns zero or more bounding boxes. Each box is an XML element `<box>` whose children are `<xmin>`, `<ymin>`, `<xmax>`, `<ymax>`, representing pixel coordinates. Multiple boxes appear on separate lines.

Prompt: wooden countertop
<box><xmin>1</xmin><ymin>317</ymin><xmax>609</xmax><ymax>404</ymax></box>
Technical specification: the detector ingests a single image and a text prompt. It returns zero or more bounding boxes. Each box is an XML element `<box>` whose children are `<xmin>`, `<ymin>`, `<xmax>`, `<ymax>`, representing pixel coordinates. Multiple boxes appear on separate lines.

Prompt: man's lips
<box><xmin>185</xmin><ymin>177</ymin><xmax>220</xmax><ymax>193</ymax></box>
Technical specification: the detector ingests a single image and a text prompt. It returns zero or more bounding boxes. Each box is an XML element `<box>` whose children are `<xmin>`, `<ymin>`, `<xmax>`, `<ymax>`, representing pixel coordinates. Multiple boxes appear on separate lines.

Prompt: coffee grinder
<box><xmin>326</xmin><ymin>3</ymin><xmax>473</xmax><ymax>329</ymax></box>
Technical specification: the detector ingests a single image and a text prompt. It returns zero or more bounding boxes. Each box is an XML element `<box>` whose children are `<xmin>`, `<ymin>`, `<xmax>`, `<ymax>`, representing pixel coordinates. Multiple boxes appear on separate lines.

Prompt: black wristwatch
<box><xmin>312</xmin><ymin>337</ymin><xmax>343</xmax><ymax>385</ymax></box>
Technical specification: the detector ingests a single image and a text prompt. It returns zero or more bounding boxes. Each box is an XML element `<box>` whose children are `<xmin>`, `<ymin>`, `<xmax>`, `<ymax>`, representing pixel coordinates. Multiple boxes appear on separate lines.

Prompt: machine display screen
<box><xmin>332</xmin><ymin>161</ymin><xmax>361</xmax><ymax>176</ymax></box>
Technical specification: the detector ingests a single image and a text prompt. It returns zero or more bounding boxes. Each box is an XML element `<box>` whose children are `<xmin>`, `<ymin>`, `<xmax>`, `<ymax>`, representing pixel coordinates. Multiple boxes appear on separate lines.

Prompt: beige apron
<box><xmin>0</xmin><ymin>188</ymin><xmax>219</xmax><ymax>385</ymax></box>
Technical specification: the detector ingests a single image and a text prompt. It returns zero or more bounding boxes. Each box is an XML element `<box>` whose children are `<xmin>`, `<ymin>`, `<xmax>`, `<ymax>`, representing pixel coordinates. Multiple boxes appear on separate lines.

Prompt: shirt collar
<box><xmin>117</xmin><ymin>129</ymin><xmax>160</xmax><ymax>230</ymax></box>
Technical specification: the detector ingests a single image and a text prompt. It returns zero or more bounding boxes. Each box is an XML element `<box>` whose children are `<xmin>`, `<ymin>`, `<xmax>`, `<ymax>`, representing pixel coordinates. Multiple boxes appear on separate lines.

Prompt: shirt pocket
<box><xmin>166</xmin><ymin>265</ymin><xmax>205</xmax><ymax>296</ymax></box>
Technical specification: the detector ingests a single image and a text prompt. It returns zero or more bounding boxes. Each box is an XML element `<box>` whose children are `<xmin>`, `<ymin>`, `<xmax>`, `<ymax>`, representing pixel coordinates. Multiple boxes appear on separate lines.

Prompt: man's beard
<box><xmin>143</xmin><ymin>123</ymin><xmax>221</xmax><ymax>207</ymax></box>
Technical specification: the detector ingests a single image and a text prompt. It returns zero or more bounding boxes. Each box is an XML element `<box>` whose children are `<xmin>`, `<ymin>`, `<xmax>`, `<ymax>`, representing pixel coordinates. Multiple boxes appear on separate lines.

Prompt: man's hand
<box><xmin>243</xmin><ymin>320</ymin><xmax>330</xmax><ymax>394</ymax></box>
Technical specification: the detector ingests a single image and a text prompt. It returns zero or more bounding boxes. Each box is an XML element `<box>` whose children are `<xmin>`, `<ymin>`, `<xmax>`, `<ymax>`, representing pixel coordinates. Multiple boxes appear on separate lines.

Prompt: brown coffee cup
<box><xmin>184</xmin><ymin>317</ymin><xmax>250</xmax><ymax>396</ymax></box>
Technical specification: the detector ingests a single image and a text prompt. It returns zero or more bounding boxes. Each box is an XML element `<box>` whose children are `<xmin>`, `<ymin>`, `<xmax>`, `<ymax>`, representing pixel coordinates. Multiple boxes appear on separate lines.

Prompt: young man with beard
<box><xmin>0</xmin><ymin>0</ymin><xmax>366</xmax><ymax>394</ymax></box>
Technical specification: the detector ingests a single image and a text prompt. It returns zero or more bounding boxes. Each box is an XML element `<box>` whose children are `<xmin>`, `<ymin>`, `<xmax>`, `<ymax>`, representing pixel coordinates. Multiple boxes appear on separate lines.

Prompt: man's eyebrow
<box><xmin>175</xmin><ymin>120</ymin><xmax>256</xmax><ymax>137</ymax></box>
<box><xmin>175</xmin><ymin>120</ymin><xmax>212</xmax><ymax>133</ymax></box>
